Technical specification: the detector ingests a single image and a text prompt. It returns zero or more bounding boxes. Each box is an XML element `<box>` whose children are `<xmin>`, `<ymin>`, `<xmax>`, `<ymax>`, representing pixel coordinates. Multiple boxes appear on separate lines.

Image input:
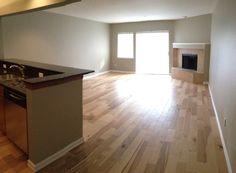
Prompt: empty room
<box><xmin>0</xmin><ymin>0</ymin><xmax>235</xmax><ymax>173</ymax></box>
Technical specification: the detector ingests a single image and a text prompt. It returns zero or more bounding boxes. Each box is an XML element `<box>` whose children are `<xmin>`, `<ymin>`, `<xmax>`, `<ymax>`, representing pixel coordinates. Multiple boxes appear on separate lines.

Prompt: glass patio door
<box><xmin>136</xmin><ymin>32</ymin><xmax>169</xmax><ymax>74</ymax></box>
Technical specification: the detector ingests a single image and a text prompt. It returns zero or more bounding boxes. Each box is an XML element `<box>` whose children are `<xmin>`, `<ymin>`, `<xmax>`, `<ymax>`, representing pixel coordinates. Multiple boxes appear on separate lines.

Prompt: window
<box><xmin>117</xmin><ymin>33</ymin><xmax>134</xmax><ymax>58</ymax></box>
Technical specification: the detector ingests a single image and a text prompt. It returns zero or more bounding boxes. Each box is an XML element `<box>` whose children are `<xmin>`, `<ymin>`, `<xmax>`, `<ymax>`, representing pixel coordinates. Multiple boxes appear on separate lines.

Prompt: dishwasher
<box><xmin>5</xmin><ymin>88</ymin><xmax>28</xmax><ymax>154</ymax></box>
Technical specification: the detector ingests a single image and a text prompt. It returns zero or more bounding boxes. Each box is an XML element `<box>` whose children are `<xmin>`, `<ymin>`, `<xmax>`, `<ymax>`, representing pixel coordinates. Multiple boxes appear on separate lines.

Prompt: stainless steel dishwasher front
<box><xmin>5</xmin><ymin>88</ymin><xmax>28</xmax><ymax>154</ymax></box>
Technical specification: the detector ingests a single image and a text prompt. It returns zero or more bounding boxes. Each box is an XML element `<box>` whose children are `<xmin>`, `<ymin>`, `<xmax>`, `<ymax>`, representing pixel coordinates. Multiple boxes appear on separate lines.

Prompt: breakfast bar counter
<box><xmin>0</xmin><ymin>59</ymin><xmax>93</xmax><ymax>172</ymax></box>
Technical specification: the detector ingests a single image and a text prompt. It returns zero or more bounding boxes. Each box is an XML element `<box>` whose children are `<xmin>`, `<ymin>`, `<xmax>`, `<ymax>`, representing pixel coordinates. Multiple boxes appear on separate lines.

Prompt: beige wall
<box><xmin>110</xmin><ymin>15</ymin><xmax>212</xmax><ymax>72</ymax></box>
<box><xmin>110</xmin><ymin>21</ymin><xmax>174</xmax><ymax>72</ymax></box>
<box><xmin>1</xmin><ymin>11</ymin><xmax>110</xmax><ymax>74</ymax></box>
<box><xmin>174</xmin><ymin>14</ymin><xmax>212</xmax><ymax>43</ymax></box>
<box><xmin>27</xmin><ymin>79</ymin><xmax>83</xmax><ymax>164</ymax></box>
<box><xmin>0</xmin><ymin>18</ymin><xmax>3</xmax><ymax>59</ymax></box>
<box><xmin>1</xmin><ymin>12</ymin><xmax>212</xmax><ymax>74</ymax></box>
<box><xmin>210</xmin><ymin>0</ymin><xmax>236</xmax><ymax>172</ymax></box>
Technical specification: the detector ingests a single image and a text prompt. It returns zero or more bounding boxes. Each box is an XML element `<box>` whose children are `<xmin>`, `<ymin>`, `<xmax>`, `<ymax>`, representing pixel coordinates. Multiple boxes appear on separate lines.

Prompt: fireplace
<box><xmin>182</xmin><ymin>54</ymin><xmax>198</xmax><ymax>71</ymax></box>
<box><xmin>172</xmin><ymin>43</ymin><xmax>210</xmax><ymax>84</ymax></box>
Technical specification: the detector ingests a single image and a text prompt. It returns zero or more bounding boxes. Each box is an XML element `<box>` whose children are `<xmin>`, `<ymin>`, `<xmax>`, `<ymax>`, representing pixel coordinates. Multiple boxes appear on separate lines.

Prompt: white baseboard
<box><xmin>84</xmin><ymin>70</ymin><xmax>171</xmax><ymax>76</ymax></box>
<box><xmin>28</xmin><ymin>137</ymin><xmax>84</xmax><ymax>172</ymax></box>
<box><xmin>83</xmin><ymin>70</ymin><xmax>135</xmax><ymax>80</ymax></box>
<box><xmin>110</xmin><ymin>70</ymin><xmax>135</xmax><ymax>74</ymax></box>
<box><xmin>208</xmin><ymin>85</ymin><xmax>232</xmax><ymax>173</ymax></box>
<box><xmin>83</xmin><ymin>71</ymin><xmax>110</xmax><ymax>80</ymax></box>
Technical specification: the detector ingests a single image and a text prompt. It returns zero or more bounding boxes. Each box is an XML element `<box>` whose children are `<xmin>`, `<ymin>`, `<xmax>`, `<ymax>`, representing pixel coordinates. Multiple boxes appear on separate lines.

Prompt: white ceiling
<box><xmin>48</xmin><ymin>0</ymin><xmax>217</xmax><ymax>23</ymax></box>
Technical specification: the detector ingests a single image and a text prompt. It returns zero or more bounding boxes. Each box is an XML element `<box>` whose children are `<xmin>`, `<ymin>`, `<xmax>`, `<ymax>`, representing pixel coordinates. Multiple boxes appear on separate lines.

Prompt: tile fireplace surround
<box><xmin>171</xmin><ymin>43</ymin><xmax>210</xmax><ymax>84</ymax></box>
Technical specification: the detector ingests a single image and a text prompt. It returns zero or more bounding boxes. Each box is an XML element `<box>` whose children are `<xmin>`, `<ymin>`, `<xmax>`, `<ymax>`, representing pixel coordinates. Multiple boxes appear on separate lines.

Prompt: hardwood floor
<box><xmin>0</xmin><ymin>132</ymin><xmax>31</xmax><ymax>173</ymax></box>
<box><xmin>0</xmin><ymin>72</ymin><xmax>228</xmax><ymax>173</ymax></box>
<box><xmin>40</xmin><ymin>72</ymin><xmax>228</xmax><ymax>173</ymax></box>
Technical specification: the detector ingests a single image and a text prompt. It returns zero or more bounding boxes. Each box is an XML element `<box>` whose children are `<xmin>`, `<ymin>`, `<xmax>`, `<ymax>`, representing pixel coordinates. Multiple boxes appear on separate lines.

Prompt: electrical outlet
<box><xmin>3</xmin><ymin>64</ymin><xmax>6</xmax><ymax>69</ymax></box>
<box><xmin>224</xmin><ymin>118</ymin><xmax>227</xmax><ymax>127</ymax></box>
<box><xmin>38</xmin><ymin>72</ymin><xmax>44</xmax><ymax>78</ymax></box>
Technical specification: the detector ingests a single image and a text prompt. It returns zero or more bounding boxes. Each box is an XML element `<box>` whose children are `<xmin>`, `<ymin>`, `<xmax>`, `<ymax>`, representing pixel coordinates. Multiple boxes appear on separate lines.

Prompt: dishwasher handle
<box><xmin>5</xmin><ymin>89</ymin><xmax>26</xmax><ymax>108</ymax></box>
<box><xmin>8</xmin><ymin>93</ymin><xmax>25</xmax><ymax>101</ymax></box>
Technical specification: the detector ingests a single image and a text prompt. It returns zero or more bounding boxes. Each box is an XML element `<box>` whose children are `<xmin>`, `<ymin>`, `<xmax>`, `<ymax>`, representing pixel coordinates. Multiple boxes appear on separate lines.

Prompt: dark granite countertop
<box><xmin>0</xmin><ymin>80</ymin><xmax>26</xmax><ymax>94</ymax></box>
<box><xmin>0</xmin><ymin>59</ymin><xmax>94</xmax><ymax>93</ymax></box>
<box><xmin>0</xmin><ymin>74</ymin><xmax>26</xmax><ymax>94</ymax></box>
<box><xmin>0</xmin><ymin>59</ymin><xmax>94</xmax><ymax>85</ymax></box>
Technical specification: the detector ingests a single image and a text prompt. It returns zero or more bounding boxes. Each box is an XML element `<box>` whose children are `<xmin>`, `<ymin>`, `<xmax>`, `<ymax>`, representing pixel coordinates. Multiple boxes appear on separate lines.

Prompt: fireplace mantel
<box><xmin>173</xmin><ymin>43</ymin><xmax>210</xmax><ymax>50</ymax></box>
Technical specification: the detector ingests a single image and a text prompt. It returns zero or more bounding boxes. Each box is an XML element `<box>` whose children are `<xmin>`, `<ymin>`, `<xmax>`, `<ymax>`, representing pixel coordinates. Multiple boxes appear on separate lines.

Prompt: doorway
<box><xmin>135</xmin><ymin>32</ymin><xmax>169</xmax><ymax>74</ymax></box>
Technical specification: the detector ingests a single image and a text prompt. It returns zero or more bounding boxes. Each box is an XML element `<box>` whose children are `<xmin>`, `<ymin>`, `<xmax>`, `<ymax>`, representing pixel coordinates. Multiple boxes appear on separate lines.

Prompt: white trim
<box><xmin>208</xmin><ymin>85</ymin><xmax>233</xmax><ymax>173</ymax></box>
<box><xmin>110</xmin><ymin>70</ymin><xmax>135</xmax><ymax>74</ymax></box>
<box><xmin>27</xmin><ymin>160</ymin><xmax>37</xmax><ymax>172</ymax></box>
<box><xmin>83</xmin><ymin>71</ymin><xmax>110</xmax><ymax>80</ymax></box>
<box><xmin>28</xmin><ymin>137</ymin><xmax>84</xmax><ymax>172</ymax></box>
<box><xmin>173</xmin><ymin>43</ymin><xmax>210</xmax><ymax>49</ymax></box>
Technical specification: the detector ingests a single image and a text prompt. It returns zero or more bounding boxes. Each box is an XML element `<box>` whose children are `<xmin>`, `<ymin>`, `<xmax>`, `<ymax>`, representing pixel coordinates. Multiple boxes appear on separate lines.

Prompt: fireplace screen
<box><xmin>182</xmin><ymin>54</ymin><xmax>198</xmax><ymax>70</ymax></box>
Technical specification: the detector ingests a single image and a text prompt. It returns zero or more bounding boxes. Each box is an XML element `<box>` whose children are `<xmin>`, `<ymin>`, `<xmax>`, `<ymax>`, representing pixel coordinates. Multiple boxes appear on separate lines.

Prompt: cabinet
<box><xmin>0</xmin><ymin>86</ymin><xmax>5</xmax><ymax>134</ymax></box>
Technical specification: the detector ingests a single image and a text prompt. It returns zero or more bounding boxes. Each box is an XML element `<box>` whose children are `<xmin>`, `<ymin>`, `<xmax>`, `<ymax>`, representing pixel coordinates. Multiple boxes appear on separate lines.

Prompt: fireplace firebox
<box><xmin>182</xmin><ymin>54</ymin><xmax>198</xmax><ymax>71</ymax></box>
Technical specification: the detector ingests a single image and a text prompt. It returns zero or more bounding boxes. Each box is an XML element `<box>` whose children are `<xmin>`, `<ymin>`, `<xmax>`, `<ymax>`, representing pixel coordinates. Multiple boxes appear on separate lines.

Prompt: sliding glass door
<box><xmin>136</xmin><ymin>32</ymin><xmax>169</xmax><ymax>74</ymax></box>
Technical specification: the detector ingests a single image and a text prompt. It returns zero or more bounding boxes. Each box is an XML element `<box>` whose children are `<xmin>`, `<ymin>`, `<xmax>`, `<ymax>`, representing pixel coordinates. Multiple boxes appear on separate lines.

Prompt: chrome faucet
<box><xmin>9</xmin><ymin>64</ymin><xmax>25</xmax><ymax>78</ymax></box>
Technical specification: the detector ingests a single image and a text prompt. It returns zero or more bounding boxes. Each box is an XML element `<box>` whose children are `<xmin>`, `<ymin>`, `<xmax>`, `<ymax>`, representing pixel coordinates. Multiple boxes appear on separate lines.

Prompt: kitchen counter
<box><xmin>0</xmin><ymin>59</ymin><xmax>93</xmax><ymax>89</ymax></box>
<box><xmin>0</xmin><ymin>74</ymin><xmax>26</xmax><ymax>94</ymax></box>
<box><xmin>0</xmin><ymin>59</ymin><xmax>93</xmax><ymax>171</ymax></box>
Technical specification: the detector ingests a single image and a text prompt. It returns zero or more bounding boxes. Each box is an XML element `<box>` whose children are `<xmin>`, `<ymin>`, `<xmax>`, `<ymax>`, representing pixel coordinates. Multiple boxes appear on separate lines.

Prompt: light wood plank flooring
<box><xmin>0</xmin><ymin>73</ymin><xmax>228</xmax><ymax>173</ymax></box>
<box><xmin>0</xmin><ymin>132</ymin><xmax>32</xmax><ymax>173</ymax></box>
<box><xmin>40</xmin><ymin>73</ymin><xmax>228</xmax><ymax>173</ymax></box>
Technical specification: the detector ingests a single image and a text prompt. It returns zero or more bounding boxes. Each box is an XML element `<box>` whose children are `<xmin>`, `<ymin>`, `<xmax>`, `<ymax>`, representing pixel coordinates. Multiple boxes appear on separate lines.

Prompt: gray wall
<box><xmin>0</xmin><ymin>18</ymin><xmax>3</xmax><ymax>59</ymax></box>
<box><xmin>27</xmin><ymin>79</ymin><xmax>83</xmax><ymax>164</ymax></box>
<box><xmin>1</xmin><ymin>11</ymin><xmax>110</xmax><ymax>74</ymax></box>
<box><xmin>210</xmin><ymin>0</ymin><xmax>236</xmax><ymax>172</ymax></box>
<box><xmin>1</xmin><ymin>12</ymin><xmax>211</xmax><ymax>74</ymax></box>
<box><xmin>174</xmin><ymin>14</ymin><xmax>212</xmax><ymax>43</ymax></box>
<box><xmin>110</xmin><ymin>21</ymin><xmax>174</xmax><ymax>72</ymax></box>
<box><xmin>110</xmin><ymin>15</ymin><xmax>212</xmax><ymax>72</ymax></box>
